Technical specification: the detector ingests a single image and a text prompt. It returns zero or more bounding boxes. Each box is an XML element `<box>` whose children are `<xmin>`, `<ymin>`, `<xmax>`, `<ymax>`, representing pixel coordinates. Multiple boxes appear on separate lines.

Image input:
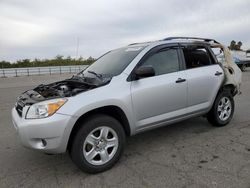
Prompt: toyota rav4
<box><xmin>12</xmin><ymin>37</ymin><xmax>242</xmax><ymax>173</ymax></box>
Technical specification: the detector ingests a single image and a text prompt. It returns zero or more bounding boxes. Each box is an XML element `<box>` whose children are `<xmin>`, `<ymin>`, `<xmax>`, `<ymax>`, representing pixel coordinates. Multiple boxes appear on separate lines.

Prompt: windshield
<box><xmin>83</xmin><ymin>46</ymin><xmax>145</xmax><ymax>77</ymax></box>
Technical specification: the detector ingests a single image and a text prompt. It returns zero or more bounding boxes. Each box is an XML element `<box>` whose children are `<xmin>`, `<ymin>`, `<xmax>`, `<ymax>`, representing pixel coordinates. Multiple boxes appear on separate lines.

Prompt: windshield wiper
<box><xmin>87</xmin><ymin>70</ymin><xmax>102</xmax><ymax>79</ymax></box>
<box><xmin>76</xmin><ymin>66</ymin><xmax>88</xmax><ymax>77</ymax></box>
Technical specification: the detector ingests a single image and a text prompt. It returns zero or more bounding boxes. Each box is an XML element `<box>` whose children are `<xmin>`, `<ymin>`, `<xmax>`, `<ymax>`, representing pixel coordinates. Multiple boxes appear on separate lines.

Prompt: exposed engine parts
<box><xmin>16</xmin><ymin>76</ymin><xmax>111</xmax><ymax>106</ymax></box>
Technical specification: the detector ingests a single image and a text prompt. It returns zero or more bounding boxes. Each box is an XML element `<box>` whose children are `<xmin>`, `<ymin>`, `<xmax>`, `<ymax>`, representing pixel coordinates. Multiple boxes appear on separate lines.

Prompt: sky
<box><xmin>0</xmin><ymin>0</ymin><xmax>250</xmax><ymax>62</ymax></box>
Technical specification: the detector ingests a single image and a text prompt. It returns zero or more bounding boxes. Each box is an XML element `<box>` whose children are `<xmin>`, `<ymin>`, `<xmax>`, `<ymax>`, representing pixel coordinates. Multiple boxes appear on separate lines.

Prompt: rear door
<box><xmin>180</xmin><ymin>44</ymin><xmax>224</xmax><ymax>112</ymax></box>
<box><xmin>130</xmin><ymin>45</ymin><xmax>188</xmax><ymax>130</ymax></box>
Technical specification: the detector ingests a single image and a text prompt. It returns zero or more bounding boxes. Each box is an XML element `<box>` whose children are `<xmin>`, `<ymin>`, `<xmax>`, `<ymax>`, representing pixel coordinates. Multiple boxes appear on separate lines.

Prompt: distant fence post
<box><xmin>69</xmin><ymin>67</ymin><xmax>71</xmax><ymax>74</ymax></box>
<box><xmin>27</xmin><ymin>69</ymin><xmax>29</xmax><ymax>76</ymax></box>
<box><xmin>2</xmin><ymin>69</ymin><xmax>5</xmax><ymax>77</ymax></box>
<box><xmin>15</xmin><ymin>69</ymin><xmax>17</xmax><ymax>77</ymax></box>
<box><xmin>49</xmin><ymin>68</ymin><xmax>51</xmax><ymax>75</ymax></box>
<box><xmin>38</xmin><ymin>68</ymin><xmax>40</xmax><ymax>75</ymax></box>
<box><xmin>59</xmin><ymin>67</ymin><xmax>62</xmax><ymax>74</ymax></box>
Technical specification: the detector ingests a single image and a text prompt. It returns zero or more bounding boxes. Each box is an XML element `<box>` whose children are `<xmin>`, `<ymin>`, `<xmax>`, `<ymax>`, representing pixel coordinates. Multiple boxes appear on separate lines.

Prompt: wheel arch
<box><xmin>220</xmin><ymin>84</ymin><xmax>237</xmax><ymax>96</ymax></box>
<box><xmin>208</xmin><ymin>83</ymin><xmax>236</xmax><ymax>113</ymax></box>
<box><xmin>67</xmin><ymin>105</ymin><xmax>131</xmax><ymax>151</ymax></box>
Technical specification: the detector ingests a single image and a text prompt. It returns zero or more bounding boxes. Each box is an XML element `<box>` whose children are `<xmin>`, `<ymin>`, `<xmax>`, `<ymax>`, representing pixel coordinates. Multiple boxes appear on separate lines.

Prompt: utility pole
<box><xmin>76</xmin><ymin>37</ymin><xmax>79</xmax><ymax>59</ymax></box>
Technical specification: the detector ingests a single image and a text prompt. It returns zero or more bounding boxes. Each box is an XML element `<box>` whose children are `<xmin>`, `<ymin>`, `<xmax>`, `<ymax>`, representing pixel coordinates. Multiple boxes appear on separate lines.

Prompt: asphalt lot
<box><xmin>1</xmin><ymin>71</ymin><xmax>250</xmax><ymax>188</ymax></box>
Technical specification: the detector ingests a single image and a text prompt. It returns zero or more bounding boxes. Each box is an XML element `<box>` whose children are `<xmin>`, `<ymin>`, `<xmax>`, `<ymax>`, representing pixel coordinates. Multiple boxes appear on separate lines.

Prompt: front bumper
<box><xmin>11</xmin><ymin>107</ymin><xmax>76</xmax><ymax>153</ymax></box>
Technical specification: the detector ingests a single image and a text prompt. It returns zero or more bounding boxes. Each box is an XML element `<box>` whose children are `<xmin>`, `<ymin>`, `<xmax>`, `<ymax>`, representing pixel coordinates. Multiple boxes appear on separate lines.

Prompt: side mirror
<box><xmin>135</xmin><ymin>66</ymin><xmax>155</xmax><ymax>79</ymax></box>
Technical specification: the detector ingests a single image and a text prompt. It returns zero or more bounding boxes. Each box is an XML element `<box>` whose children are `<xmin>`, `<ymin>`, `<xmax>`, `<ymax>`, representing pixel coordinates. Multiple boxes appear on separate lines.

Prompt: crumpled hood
<box><xmin>17</xmin><ymin>76</ymin><xmax>111</xmax><ymax>106</ymax></box>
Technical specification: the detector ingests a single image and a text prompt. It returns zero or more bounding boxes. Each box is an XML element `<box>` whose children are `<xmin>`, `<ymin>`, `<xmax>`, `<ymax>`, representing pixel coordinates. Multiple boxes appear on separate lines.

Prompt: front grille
<box><xmin>15</xmin><ymin>101</ymin><xmax>24</xmax><ymax>117</ymax></box>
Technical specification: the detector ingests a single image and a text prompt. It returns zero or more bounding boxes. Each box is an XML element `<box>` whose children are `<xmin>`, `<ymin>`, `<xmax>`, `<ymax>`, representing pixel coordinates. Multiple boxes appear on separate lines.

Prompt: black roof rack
<box><xmin>163</xmin><ymin>37</ymin><xmax>220</xmax><ymax>44</ymax></box>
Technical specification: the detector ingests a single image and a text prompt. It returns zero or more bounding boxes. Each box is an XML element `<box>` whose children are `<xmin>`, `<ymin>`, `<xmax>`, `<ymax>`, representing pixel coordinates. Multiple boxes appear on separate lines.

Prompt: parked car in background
<box><xmin>231</xmin><ymin>50</ymin><xmax>250</xmax><ymax>71</ymax></box>
<box><xmin>12</xmin><ymin>37</ymin><xmax>242</xmax><ymax>173</ymax></box>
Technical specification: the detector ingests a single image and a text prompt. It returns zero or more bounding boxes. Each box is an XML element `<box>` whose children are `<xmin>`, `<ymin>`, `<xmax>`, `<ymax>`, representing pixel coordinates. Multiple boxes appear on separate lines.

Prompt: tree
<box><xmin>229</xmin><ymin>40</ymin><xmax>243</xmax><ymax>51</ymax></box>
<box><xmin>87</xmin><ymin>56</ymin><xmax>94</xmax><ymax>61</ymax></box>
<box><xmin>0</xmin><ymin>61</ymin><xmax>11</xmax><ymax>68</ymax></box>
<box><xmin>229</xmin><ymin>40</ymin><xmax>236</xmax><ymax>50</ymax></box>
<box><xmin>237</xmin><ymin>41</ymin><xmax>242</xmax><ymax>50</ymax></box>
<box><xmin>55</xmin><ymin>55</ymin><xmax>64</xmax><ymax>60</ymax></box>
<box><xmin>0</xmin><ymin>55</ymin><xmax>94</xmax><ymax>68</ymax></box>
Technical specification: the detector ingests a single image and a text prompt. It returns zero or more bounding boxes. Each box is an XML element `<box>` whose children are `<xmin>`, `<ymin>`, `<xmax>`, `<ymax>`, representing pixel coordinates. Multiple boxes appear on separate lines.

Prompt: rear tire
<box><xmin>70</xmin><ymin>114</ymin><xmax>126</xmax><ymax>173</ymax></box>
<box><xmin>240</xmin><ymin>64</ymin><xmax>246</xmax><ymax>72</ymax></box>
<box><xmin>207</xmin><ymin>90</ymin><xmax>234</xmax><ymax>127</ymax></box>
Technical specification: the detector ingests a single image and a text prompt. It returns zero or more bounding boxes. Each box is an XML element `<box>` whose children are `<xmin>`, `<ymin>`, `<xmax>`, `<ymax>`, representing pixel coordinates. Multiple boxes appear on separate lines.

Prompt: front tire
<box><xmin>70</xmin><ymin>114</ymin><xmax>126</xmax><ymax>173</ymax></box>
<box><xmin>207</xmin><ymin>90</ymin><xmax>234</xmax><ymax>127</ymax></box>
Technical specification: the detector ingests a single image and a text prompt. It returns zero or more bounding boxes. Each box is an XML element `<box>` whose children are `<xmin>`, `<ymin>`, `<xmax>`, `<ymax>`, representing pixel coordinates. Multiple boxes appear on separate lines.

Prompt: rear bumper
<box><xmin>11</xmin><ymin>107</ymin><xmax>76</xmax><ymax>153</ymax></box>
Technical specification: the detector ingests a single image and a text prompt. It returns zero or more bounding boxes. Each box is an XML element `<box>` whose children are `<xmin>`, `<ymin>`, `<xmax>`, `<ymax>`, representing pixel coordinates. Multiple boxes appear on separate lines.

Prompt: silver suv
<box><xmin>12</xmin><ymin>37</ymin><xmax>242</xmax><ymax>173</ymax></box>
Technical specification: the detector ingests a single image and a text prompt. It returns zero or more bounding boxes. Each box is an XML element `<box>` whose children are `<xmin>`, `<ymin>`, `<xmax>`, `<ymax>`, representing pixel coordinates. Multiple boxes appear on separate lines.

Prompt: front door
<box><xmin>130</xmin><ymin>47</ymin><xmax>188</xmax><ymax>129</ymax></box>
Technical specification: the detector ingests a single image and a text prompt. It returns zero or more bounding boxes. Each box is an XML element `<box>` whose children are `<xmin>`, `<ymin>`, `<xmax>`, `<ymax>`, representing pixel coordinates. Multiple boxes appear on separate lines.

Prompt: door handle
<box><xmin>176</xmin><ymin>78</ymin><xmax>186</xmax><ymax>83</ymax></box>
<box><xmin>215</xmin><ymin>71</ymin><xmax>223</xmax><ymax>76</ymax></box>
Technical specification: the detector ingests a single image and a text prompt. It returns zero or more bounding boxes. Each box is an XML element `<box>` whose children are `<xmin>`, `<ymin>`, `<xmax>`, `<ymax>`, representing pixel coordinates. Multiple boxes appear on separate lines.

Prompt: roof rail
<box><xmin>163</xmin><ymin>37</ymin><xmax>220</xmax><ymax>44</ymax></box>
<box><xmin>128</xmin><ymin>43</ymin><xmax>140</xmax><ymax>46</ymax></box>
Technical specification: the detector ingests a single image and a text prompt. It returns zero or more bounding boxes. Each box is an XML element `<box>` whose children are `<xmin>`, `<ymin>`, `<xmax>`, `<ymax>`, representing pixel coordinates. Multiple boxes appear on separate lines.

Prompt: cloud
<box><xmin>0</xmin><ymin>0</ymin><xmax>250</xmax><ymax>61</ymax></box>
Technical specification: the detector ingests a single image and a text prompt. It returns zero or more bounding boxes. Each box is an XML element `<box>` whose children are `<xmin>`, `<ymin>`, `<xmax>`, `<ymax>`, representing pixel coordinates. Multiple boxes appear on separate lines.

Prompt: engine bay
<box><xmin>15</xmin><ymin>76</ymin><xmax>111</xmax><ymax>107</ymax></box>
<box><xmin>34</xmin><ymin>76</ymin><xmax>111</xmax><ymax>98</ymax></box>
<box><xmin>34</xmin><ymin>80</ymin><xmax>93</xmax><ymax>98</ymax></box>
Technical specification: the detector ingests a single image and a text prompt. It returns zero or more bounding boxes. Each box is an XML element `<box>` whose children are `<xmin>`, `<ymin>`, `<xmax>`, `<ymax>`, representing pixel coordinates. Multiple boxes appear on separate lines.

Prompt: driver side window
<box><xmin>141</xmin><ymin>48</ymin><xmax>180</xmax><ymax>76</ymax></box>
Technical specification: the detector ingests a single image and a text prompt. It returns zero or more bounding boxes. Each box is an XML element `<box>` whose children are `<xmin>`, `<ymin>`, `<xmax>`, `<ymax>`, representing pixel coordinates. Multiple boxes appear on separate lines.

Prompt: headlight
<box><xmin>26</xmin><ymin>98</ymin><xmax>67</xmax><ymax>119</ymax></box>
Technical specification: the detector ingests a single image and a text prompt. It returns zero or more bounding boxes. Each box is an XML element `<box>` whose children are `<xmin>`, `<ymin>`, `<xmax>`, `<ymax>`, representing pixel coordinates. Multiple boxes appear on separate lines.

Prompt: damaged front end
<box><xmin>15</xmin><ymin>76</ymin><xmax>111</xmax><ymax>117</ymax></box>
<box><xmin>34</xmin><ymin>77</ymin><xmax>100</xmax><ymax>99</ymax></box>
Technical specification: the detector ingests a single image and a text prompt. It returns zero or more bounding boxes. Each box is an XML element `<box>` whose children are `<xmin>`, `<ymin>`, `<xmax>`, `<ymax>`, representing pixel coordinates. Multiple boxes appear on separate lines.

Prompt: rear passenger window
<box><xmin>183</xmin><ymin>46</ymin><xmax>212</xmax><ymax>69</ymax></box>
<box><xmin>142</xmin><ymin>49</ymin><xmax>179</xmax><ymax>76</ymax></box>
